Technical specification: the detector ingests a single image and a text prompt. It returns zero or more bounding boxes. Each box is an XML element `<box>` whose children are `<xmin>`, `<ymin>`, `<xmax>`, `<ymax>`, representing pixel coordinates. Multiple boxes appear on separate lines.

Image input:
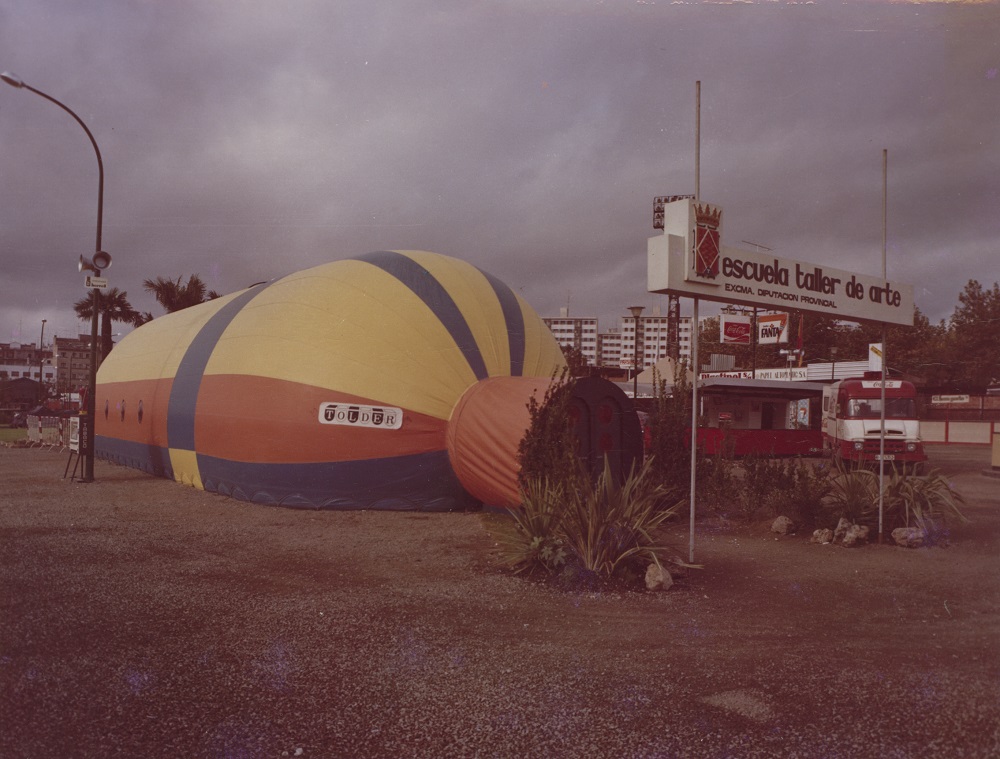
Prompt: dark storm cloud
<box><xmin>2</xmin><ymin>1</ymin><xmax>998</xmax><ymax>347</ymax></box>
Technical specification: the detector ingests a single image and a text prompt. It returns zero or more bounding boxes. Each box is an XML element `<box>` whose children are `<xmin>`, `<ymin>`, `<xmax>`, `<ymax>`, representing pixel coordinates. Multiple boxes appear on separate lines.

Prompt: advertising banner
<box><xmin>699</xmin><ymin>367</ymin><xmax>808</xmax><ymax>382</ymax></box>
<box><xmin>720</xmin><ymin>314</ymin><xmax>751</xmax><ymax>344</ymax></box>
<box><xmin>757</xmin><ymin>313</ymin><xmax>789</xmax><ymax>345</ymax></box>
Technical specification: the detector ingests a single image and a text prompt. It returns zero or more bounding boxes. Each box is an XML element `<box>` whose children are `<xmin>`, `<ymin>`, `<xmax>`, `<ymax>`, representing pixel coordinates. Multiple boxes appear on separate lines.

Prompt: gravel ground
<box><xmin>1</xmin><ymin>444</ymin><xmax>998</xmax><ymax>758</ymax></box>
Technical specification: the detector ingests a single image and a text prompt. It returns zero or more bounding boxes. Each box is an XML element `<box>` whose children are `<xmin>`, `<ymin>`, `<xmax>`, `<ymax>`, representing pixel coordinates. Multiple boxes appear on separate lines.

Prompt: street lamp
<box><xmin>2</xmin><ymin>71</ymin><xmax>109</xmax><ymax>482</ymax></box>
<box><xmin>628</xmin><ymin>305</ymin><xmax>645</xmax><ymax>400</ymax></box>
<box><xmin>37</xmin><ymin>319</ymin><xmax>46</xmax><ymax>404</ymax></box>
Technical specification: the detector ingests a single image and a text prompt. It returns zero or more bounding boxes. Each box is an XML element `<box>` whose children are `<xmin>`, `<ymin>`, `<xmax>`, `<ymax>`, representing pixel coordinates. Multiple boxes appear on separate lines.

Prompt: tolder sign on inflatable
<box><xmin>648</xmin><ymin>198</ymin><xmax>915</xmax><ymax>326</ymax></box>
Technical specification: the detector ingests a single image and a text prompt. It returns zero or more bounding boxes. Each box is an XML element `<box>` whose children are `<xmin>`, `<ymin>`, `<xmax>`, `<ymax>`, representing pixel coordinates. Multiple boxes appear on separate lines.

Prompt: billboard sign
<box><xmin>648</xmin><ymin>198</ymin><xmax>915</xmax><ymax>326</ymax></box>
<box><xmin>757</xmin><ymin>313</ymin><xmax>789</xmax><ymax>345</ymax></box>
<box><xmin>720</xmin><ymin>314</ymin><xmax>751</xmax><ymax>344</ymax></box>
<box><xmin>699</xmin><ymin>367</ymin><xmax>808</xmax><ymax>381</ymax></box>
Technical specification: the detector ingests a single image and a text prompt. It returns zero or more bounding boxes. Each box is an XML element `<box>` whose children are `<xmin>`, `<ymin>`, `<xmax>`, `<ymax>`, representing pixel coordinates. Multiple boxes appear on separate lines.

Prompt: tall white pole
<box><xmin>689</xmin><ymin>80</ymin><xmax>701</xmax><ymax>564</ymax></box>
<box><xmin>878</xmin><ymin>148</ymin><xmax>887</xmax><ymax>544</ymax></box>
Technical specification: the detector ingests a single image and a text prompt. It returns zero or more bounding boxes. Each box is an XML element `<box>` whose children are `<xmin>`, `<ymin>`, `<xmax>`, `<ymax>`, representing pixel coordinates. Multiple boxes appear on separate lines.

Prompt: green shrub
<box><xmin>821</xmin><ymin>460</ymin><xmax>968</xmax><ymax>537</ymax></box>
<box><xmin>776</xmin><ymin>460</ymin><xmax>834</xmax><ymax>527</ymax></box>
<box><xmin>495</xmin><ymin>477</ymin><xmax>567</xmax><ymax>574</ymax></box>
<box><xmin>497</xmin><ymin>458</ymin><xmax>683</xmax><ymax>582</ymax></box>
<box><xmin>880</xmin><ymin>467</ymin><xmax>969</xmax><ymax>537</ymax></box>
<box><xmin>822</xmin><ymin>458</ymin><xmax>880</xmax><ymax>525</ymax></box>
<box><xmin>694</xmin><ymin>451</ymin><xmax>740</xmax><ymax>515</ymax></box>
<box><xmin>644</xmin><ymin>365</ymin><xmax>694</xmax><ymax>506</ymax></box>
<box><xmin>515</xmin><ymin>368</ymin><xmax>585</xmax><ymax>494</ymax></box>
<box><xmin>559</xmin><ymin>457</ymin><xmax>681</xmax><ymax>577</ymax></box>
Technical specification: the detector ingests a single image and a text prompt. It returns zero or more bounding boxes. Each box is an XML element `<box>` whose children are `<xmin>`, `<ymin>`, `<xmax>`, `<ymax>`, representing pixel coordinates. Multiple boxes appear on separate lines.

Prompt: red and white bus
<box><xmin>821</xmin><ymin>375</ymin><xmax>927</xmax><ymax>468</ymax></box>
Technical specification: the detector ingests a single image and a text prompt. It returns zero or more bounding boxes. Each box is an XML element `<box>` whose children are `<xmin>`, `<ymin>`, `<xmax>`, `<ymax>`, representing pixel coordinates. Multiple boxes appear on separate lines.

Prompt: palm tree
<box><xmin>73</xmin><ymin>287</ymin><xmax>145</xmax><ymax>362</ymax></box>
<box><xmin>142</xmin><ymin>274</ymin><xmax>221</xmax><ymax>315</ymax></box>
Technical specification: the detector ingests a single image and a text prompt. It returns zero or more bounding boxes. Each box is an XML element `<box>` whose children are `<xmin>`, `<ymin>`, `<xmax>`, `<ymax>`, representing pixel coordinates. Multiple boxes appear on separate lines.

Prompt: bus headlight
<box><xmin>854</xmin><ymin>442</ymin><xmax>864</xmax><ymax>451</ymax></box>
<box><xmin>906</xmin><ymin>442</ymin><xmax>917</xmax><ymax>452</ymax></box>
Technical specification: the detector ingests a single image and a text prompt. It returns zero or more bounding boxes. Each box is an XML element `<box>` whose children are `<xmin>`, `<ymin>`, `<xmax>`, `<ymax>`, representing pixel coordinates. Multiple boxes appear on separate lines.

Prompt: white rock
<box><xmin>810</xmin><ymin>528</ymin><xmax>834</xmax><ymax>544</ymax></box>
<box><xmin>842</xmin><ymin>524</ymin><xmax>870</xmax><ymax>547</ymax></box>
<box><xmin>645</xmin><ymin>563</ymin><xmax>674</xmax><ymax>592</ymax></box>
<box><xmin>771</xmin><ymin>516</ymin><xmax>796</xmax><ymax>535</ymax></box>
<box><xmin>892</xmin><ymin>526</ymin><xmax>926</xmax><ymax>548</ymax></box>
<box><xmin>833</xmin><ymin>517</ymin><xmax>852</xmax><ymax>544</ymax></box>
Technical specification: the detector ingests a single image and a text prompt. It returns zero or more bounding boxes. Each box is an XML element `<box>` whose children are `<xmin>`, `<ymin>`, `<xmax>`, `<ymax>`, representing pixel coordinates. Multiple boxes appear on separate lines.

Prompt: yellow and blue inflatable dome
<box><xmin>95</xmin><ymin>250</ymin><xmax>569</xmax><ymax>510</ymax></box>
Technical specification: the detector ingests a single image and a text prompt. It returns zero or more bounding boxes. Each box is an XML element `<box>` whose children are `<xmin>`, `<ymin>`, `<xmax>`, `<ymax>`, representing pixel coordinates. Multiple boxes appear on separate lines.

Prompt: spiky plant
<box><xmin>823</xmin><ymin>458</ymin><xmax>880</xmax><ymax>526</ymax></box>
<box><xmin>558</xmin><ymin>457</ymin><xmax>681</xmax><ymax>577</ymax></box>
<box><xmin>880</xmin><ymin>467</ymin><xmax>969</xmax><ymax>535</ymax></box>
<box><xmin>495</xmin><ymin>477</ymin><xmax>567</xmax><ymax>574</ymax></box>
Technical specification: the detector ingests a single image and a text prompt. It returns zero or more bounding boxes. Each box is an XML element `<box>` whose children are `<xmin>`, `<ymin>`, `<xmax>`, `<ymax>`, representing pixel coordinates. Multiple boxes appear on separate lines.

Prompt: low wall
<box><xmin>921</xmin><ymin>420</ymin><xmax>996</xmax><ymax>445</ymax></box>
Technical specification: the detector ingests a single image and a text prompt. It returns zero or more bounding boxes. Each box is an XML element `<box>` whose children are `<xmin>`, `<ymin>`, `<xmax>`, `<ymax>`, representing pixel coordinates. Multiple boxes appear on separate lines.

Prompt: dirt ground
<box><xmin>1</xmin><ymin>444</ymin><xmax>998</xmax><ymax>758</ymax></box>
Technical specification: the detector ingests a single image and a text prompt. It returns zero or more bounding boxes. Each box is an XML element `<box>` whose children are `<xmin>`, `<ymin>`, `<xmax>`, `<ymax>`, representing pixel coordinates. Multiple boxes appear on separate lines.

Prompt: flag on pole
<box><xmin>796</xmin><ymin>314</ymin><xmax>805</xmax><ymax>366</ymax></box>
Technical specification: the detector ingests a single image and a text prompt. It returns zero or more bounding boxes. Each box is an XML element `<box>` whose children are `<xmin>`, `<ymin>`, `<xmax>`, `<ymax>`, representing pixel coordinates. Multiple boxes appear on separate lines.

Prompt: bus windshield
<box><xmin>845</xmin><ymin>397</ymin><xmax>916</xmax><ymax>419</ymax></box>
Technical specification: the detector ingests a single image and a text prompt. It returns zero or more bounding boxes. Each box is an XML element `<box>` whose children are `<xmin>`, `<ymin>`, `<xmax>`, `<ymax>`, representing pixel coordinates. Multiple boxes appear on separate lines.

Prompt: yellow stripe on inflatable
<box><xmin>169</xmin><ymin>448</ymin><xmax>203</xmax><ymax>489</ymax></box>
<box><xmin>203</xmin><ymin>260</ymin><xmax>480</xmax><ymax>421</ymax></box>
<box><xmin>398</xmin><ymin>250</ymin><xmax>512</xmax><ymax>377</ymax></box>
<box><xmin>97</xmin><ymin>291</ymin><xmax>245</xmax><ymax>383</ymax></box>
<box><xmin>518</xmin><ymin>294</ymin><xmax>567</xmax><ymax>376</ymax></box>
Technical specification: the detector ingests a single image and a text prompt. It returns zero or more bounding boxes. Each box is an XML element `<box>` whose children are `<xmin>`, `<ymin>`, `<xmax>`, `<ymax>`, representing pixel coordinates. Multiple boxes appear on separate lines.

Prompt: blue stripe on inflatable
<box><xmin>97</xmin><ymin>435</ymin><xmax>476</xmax><ymax>511</ymax></box>
<box><xmin>197</xmin><ymin>450</ymin><xmax>475</xmax><ymax>511</ymax></box>
<box><xmin>96</xmin><ymin>435</ymin><xmax>174</xmax><ymax>479</ymax></box>
<box><xmin>478</xmin><ymin>268</ymin><xmax>525</xmax><ymax>376</ymax></box>
<box><xmin>355</xmin><ymin>251</ymin><xmax>489</xmax><ymax>381</ymax></box>
<box><xmin>166</xmin><ymin>284</ymin><xmax>273</xmax><ymax>451</ymax></box>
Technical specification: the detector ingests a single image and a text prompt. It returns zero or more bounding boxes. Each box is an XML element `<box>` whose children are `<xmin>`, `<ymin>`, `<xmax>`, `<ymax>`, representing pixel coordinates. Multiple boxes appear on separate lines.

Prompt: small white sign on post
<box><xmin>69</xmin><ymin>417</ymin><xmax>80</xmax><ymax>452</ymax></box>
<box><xmin>85</xmin><ymin>275</ymin><xmax>108</xmax><ymax>289</ymax></box>
<box><xmin>868</xmin><ymin>343</ymin><xmax>883</xmax><ymax>372</ymax></box>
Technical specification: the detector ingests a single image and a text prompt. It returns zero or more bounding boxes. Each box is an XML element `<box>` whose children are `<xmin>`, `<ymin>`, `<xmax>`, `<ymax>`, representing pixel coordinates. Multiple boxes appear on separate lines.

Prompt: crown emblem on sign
<box><xmin>694</xmin><ymin>203</ymin><xmax>721</xmax><ymax>228</ymax></box>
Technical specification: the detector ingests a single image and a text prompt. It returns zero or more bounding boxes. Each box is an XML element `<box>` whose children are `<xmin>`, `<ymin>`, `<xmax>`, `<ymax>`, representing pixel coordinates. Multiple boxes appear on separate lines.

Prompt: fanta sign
<box><xmin>318</xmin><ymin>403</ymin><xmax>403</xmax><ymax>430</ymax></box>
<box><xmin>757</xmin><ymin>313</ymin><xmax>789</xmax><ymax>345</ymax></box>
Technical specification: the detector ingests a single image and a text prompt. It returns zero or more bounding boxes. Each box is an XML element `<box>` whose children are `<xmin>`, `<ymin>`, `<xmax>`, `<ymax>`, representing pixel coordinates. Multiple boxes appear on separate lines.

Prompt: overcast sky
<box><xmin>2</xmin><ymin>0</ymin><xmax>998</xmax><ymax>348</ymax></box>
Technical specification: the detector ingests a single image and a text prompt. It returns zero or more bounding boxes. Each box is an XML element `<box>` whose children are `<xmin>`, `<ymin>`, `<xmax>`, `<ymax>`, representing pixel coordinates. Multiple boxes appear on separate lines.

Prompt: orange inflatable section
<box><xmin>446</xmin><ymin>376</ymin><xmax>556</xmax><ymax>509</ymax></box>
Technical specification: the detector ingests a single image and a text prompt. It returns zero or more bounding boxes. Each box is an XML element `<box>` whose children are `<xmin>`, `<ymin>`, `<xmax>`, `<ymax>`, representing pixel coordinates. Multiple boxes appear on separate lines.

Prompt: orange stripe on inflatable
<box><xmin>194</xmin><ymin>375</ymin><xmax>447</xmax><ymax>463</ymax></box>
<box><xmin>96</xmin><ymin>378</ymin><xmax>173</xmax><ymax>447</ymax></box>
<box><xmin>446</xmin><ymin>376</ymin><xmax>554</xmax><ymax>508</ymax></box>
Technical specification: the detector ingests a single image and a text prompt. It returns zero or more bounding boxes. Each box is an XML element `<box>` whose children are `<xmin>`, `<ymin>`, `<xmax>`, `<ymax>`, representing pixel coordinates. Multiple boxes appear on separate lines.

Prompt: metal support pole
<box><xmin>878</xmin><ymin>148</ymin><xmax>888</xmax><ymax>543</ymax></box>
<box><xmin>688</xmin><ymin>80</ymin><xmax>702</xmax><ymax>564</ymax></box>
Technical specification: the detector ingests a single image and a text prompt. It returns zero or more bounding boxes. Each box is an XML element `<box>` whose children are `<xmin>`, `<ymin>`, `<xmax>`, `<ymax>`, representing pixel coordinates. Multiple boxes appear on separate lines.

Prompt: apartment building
<box><xmin>545</xmin><ymin>310</ymin><xmax>694</xmax><ymax>369</ymax></box>
<box><xmin>618</xmin><ymin>314</ymin><xmax>693</xmax><ymax>369</ymax></box>
<box><xmin>0</xmin><ymin>341</ymin><xmax>56</xmax><ymax>384</ymax></box>
<box><xmin>541</xmin><ymin>310</ymin><xmax>599</xmax><ymax>366</ymax></box>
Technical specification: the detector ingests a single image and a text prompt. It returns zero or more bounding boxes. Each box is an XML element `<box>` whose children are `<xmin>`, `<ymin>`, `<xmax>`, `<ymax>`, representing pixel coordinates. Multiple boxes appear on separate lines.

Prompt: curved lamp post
<box><xmin>2</xmin><ymin>72</ymin><xmax>107</xmax><ymax>482</ymax></box>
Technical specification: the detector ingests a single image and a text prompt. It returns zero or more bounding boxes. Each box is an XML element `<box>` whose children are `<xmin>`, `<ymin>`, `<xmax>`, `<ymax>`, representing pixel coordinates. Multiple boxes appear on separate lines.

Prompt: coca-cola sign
<box><xmin>720</xmin><ymin>314</ymin><xmax>751</xmax><ymax>344</ymax></box>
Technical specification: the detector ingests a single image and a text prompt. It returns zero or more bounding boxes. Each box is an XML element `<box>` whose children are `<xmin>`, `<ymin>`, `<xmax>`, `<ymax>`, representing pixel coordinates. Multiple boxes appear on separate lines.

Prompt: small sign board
<box><xmin>720</xmin><ymin>314</ymin><xmax>751</xmax><ymax>345</ymax></box>
<box><xmin>77</xmin><ymin>413</ymin><xmax>91</xmax><ymax>454</ymax></box>
<box><xmin>318</xmin><ymin>403</ymin><xmax>403</xmax><ymax>430</ymax></box>
<box><xmin>69</xmin><ymin>416</ymin><xmax>80</xmax><ymax>452</ymax></box>
<box><xmin>931</xmin><ymin>394</ymin><xmax>970</xmax><ymax>404</ymax></box>
<box><xmin>85</xmin><ymin>276</ymin><xmax>108</xmax><ymax>289</ymax></box>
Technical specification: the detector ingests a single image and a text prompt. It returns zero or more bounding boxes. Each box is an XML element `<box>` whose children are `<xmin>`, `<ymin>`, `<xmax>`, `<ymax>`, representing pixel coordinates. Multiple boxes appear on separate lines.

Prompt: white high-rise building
<box><xmin>544</xmin><ymin>307</ymin><xmax>694</xmax><ymax>369</ymax></box>
<box><xmin>619</xmin><ymin>314</ymin><xmax>693</xmax><ymax>369</ymax></box>
<box><xmin>542</xmin><ymin>309</ymin><xmax>599</xmax><ymax>366</ymax></box>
